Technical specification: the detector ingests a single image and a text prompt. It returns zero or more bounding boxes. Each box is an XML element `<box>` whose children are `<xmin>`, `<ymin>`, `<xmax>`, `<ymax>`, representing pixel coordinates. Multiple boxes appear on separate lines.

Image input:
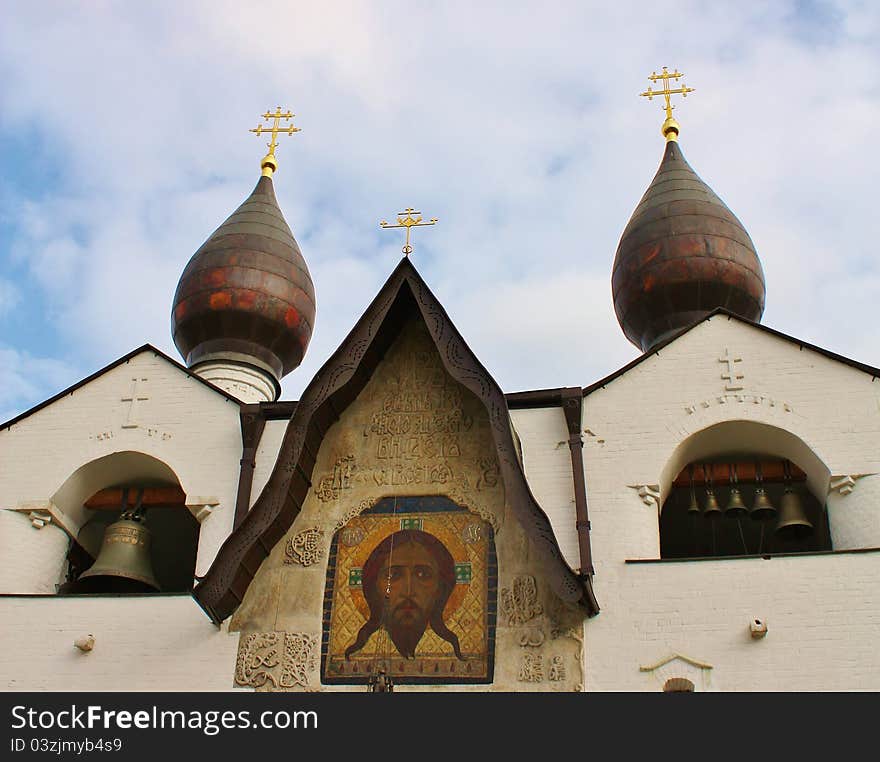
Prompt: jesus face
<box><xmin>378</xmin><ymin>541</ymin><xmax>442</xmax><ymax>657</ymax></box>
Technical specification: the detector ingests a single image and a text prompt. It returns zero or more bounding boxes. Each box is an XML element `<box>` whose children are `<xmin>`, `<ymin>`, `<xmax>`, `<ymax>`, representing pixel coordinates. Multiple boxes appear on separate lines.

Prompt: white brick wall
<box><xmin>250</xmin><ymin>419</ymin><xmax>288</xmax><ymax>509</ymax></box>
<box><xmin>1</xmin><ymin>318</ymin><xmax>878</xmax><ymax>691</ymax></box>
<box><xmin>0</xmin><ymin>349</ymin><xmax>243</xmax><ymax>588</ymax></box>
<box><xmin>0</xmin><ymin>596</ymin><xmax>240</xmax><ymax>691</ymax></box>
<box><xmin>509</xmin><ymin>407</ymin><xmax>580</xmax><ymax>570</ymax></box>
<box><xmin>587</xmin><ymin>551</ymin><xmax>880</xmax><ymax>691</ymax></box>
<box><xmin>576</xmin><ymin>316</ymin><xmax>880</xmax><ymax>690</ymax></box>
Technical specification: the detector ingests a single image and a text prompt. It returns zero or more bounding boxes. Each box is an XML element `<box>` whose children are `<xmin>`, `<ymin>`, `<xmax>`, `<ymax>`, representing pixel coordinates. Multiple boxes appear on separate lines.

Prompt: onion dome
<box><xmin>171</xmin><ymin>119</ymin><xmax>315</xmax><ymax>398</ymax></box>
<box><xmin>612</xmin><ymin>139</ymin><xmax>765</xmax><ymax>353</ymax></box>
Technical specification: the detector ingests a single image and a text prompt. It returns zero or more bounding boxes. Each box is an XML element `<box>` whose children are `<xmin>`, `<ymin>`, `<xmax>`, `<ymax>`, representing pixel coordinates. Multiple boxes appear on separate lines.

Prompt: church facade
<box><xmin>1</xmin><ymin>105</ymin><xmax>878</xmax><ymax>692</ymax></box>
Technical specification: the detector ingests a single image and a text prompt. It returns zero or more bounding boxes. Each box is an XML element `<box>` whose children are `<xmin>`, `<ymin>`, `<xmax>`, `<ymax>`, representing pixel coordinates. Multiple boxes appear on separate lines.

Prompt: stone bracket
<box><xmin>9</xmin><ymin>500</ymin><xmax>74</xmax><ymax>535</ymax></box>
<box><xmin>629</xmin><ymin>484</ymin><xmax>661</xmax><ymax>507</ymax></box>
<box><xmin>828</xmin><ymin>474</ymin><xmax>872</xmax><ymax>496</ymax></box>
<box><xmin>186</xmin><ymin>496</ymin><xmax>220</xmax><ymax>523</ymax></box>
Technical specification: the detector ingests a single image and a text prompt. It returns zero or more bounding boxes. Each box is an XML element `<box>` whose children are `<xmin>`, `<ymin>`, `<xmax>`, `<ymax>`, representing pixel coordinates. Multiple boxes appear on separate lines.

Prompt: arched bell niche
<box><xmin>658</xmin><ymin>422</ymin><xmax>832</xmax><ymax>559</ymax></box>
<box><xmin>53</xmin><ymin>451</ymin><xmax>199</xmax><ymax>594</ymax></box>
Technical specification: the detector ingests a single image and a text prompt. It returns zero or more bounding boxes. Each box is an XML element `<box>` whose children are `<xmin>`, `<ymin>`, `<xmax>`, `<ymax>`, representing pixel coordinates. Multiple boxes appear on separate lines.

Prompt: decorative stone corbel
<box><xmin>629</xmin><ymin>484</ymin><xmax>661</xmax><ymax>507</ymax></box>
<box><xmin>186</xmin><ymin>496</ymin><xmax>220</xmax><ymax>523</ymax></box>
<box><xmin>28</xmin><ymin>510</ymin><xmax>53</xmax><ymax>529</ymax></box>
<box><xmin>11</xmin><ymin>500</ymin><xmax>71</xmax><ymax>534</ymax></box>
<box><xmin>828</xmin><ymin>474</ymin><xmax>873</xmax><ymax>496</ymax></box>
<box><xmin>829</xmin><ymin>475</ymin><xmax>857</xmax><ymax>496</ymax></box>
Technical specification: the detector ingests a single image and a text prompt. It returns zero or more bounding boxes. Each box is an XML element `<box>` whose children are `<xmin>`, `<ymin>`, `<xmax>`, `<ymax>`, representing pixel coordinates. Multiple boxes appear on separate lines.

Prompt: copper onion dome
<box><xmin>171</xmin><ymin>174</ymin><xmax>315</xmax><ymax>389</ymax></box>
<box><xmin>612</xmin><ymin>139</ymin><xmax>765</xmax><ymax>353</ymax></box>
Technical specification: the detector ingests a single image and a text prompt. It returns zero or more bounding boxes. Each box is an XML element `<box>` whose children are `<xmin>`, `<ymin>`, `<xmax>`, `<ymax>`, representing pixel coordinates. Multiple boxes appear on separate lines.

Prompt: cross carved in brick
<box><xmin>719</xmin><ymin>348</ymin><xmax>744</xmax><ymax>390</ymax></box>
<box><xmin>121</xmin><ymin>378</ymin><xmax>149</xmax><ymax>429</ymax></box>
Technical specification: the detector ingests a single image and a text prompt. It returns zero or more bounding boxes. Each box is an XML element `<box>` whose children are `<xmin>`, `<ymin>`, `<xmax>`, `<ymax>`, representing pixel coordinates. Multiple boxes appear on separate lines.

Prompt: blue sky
<box><xmin>1</xmin><ymin>1</ymin><xmax>878</xmax><ymax>422</ymax></box>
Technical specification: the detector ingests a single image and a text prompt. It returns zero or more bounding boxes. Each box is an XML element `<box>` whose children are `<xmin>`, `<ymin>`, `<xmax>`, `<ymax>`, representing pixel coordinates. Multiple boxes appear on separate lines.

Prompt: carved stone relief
<box><xmin>518</xmin><ymin>627</ymin><xmax>546</xmax><ymax>648</ymax></box>
<box><xmin>284</xmin><ymin>528</ymin><xmax>325</xmax><ymax>566</ymax></box>
<box><xmin>235</xmin><ymin>632</ymin><xmax>318</xmax><ymax>690</ymax></box>
<box><xmin>500</xmin><ymin>575</ymin><xmax>543</xmax><ymax>626</ymax></box>
<box><xmin>518</xmin><ymin>653</ymin><xmax>544</xmax><ymax>683</ymax></box>
<box><xmin>548</xmin><ymin>655</ymin><xmax>566</xmax><ymax>682</ymax></box>
<box><xmin>315</xmin><ymin>455</ymin><xmax>357</xmax><ymax>502</ymax></box>
<box><xmin>121</xmin><ymin>377</ymin><xmax>149</xmax><ymax>429</ymax></box>
<box><xmin>719</xmin><ymin>348</ymin><xmax>744</xmax><ymax>391</ymax></box>
<box><xmin>476</xmin><ymin>457</ymin><xmax>500</xmax><ymax>491</ymax></box>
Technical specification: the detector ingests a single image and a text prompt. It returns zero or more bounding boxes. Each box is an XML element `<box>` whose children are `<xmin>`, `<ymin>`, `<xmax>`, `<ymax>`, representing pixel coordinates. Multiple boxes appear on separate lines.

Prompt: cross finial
<box><xmin>379</xmin><ymin>207</ymin><xmax>438</xmax><ymax>257</ymax></box>
<box><xmin>639</xmin><ymin>67</ymin><xmax>695</xmax><ymax>142</ymax></box>
<box><xmin>250</xmin><ymin>107</ymin><xmax>301</xmax><ymax>177</ymax></box>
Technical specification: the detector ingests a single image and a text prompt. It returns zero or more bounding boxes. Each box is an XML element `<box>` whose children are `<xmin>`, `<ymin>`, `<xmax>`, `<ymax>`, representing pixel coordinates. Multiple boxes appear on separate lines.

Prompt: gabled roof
<box><xmin>582</xmin><ymin>308</ymin><xmax>880</xmax><ymax>398</ymax></box>
<box><xmin>194</xmin><ymin>257</ymin><xmax>598</xmax><ymax>622</ymax></box>
<box><xmin>0</xmin><ymin>344</ymin><xmax>242</xmax><ymax>431</ymax></box>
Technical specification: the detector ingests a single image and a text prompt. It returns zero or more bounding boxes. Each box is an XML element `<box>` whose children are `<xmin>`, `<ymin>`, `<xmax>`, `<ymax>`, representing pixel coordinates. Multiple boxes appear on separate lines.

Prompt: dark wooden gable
<box><xmin>194</xmin><ymin>257</ymin><xmax>598</xmax><ymax>621</ymax></box>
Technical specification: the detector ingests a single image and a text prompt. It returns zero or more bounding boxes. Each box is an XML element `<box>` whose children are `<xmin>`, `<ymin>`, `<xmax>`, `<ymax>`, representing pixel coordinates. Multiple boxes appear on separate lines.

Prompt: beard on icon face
<box><xmin>388</xmin><ymin>599</ymin><xmax>429</xmax><ymax>658</ymax></box>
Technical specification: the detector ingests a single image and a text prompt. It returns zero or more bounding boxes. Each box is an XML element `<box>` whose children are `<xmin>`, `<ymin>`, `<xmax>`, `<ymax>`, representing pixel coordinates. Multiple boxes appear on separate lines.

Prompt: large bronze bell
<box><xmin>774</xmin><ymin>488</ymin><xmax>813</xmax><ymax>540</ymax></box>
<box><xmin>78</xmin><ymin>514</ymin><xmax>161</xmax><ymax>592</ymax></box>
<box><xmin>750</xmin><ymin>488</ymin><xmax>776</xmax><ymax>521</ymax></box>
<box><xmin>725</xmin><ymin>487</ymin><xmax>749</xmax><ymax>519</ymax></box>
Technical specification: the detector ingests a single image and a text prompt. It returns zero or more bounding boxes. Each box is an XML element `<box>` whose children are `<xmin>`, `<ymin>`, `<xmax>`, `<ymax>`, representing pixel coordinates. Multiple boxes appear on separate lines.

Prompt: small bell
<box><xmin>750</xmin><ymin>488</ymin><xmax>776</xmax><ymax>521</ymax></box>
<box><xmin>703</xmin><ymin>464</ymin><xmax>722</xmax><ymax>519</ymax></box>
<box><xmin>704</xmin><ymin>489</ymin><xmax>722</xmax><ymax>519</ymax></box>
<box><xmin>724</xmin><ymin>463</ymin><xmax>748</xmax><ymax>519</ymax></box>
<box><xmin>725</xmin><ymin>487</ymin><xmax>748</xmax><ymax>518</ymax></box>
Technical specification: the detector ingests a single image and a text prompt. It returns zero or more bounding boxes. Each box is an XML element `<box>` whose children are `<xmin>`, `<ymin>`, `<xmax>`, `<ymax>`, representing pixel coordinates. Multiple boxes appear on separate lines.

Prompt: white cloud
<box><xmin>0</xmin><ymin>1</ymin><xmax>878</xmax><ymax>418</ymax></box>
<box><xmin>0</xmin><ymin>346</ymin><xmax>79</xmax><ymax>424</ymax></box>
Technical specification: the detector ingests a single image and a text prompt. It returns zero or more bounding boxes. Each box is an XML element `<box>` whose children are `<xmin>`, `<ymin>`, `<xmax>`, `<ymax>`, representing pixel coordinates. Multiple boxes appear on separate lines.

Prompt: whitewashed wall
<box><xmin>0</xmin><ymin>349</ymin><xmax>243</xmax><ymax>590</ymax></box>
<box><xmin>250</xmin><ymin>419</ymin><xmax>288</xmax><ymax>508</ymax></box>
<box><xmin>0</xmin><ymin>596</ymin><xmax>240</xmax><ymax>691</ymax></box>
<box><xmin>578</xmin><ymin>316</ymin><xmax>880</xmax><ymax>691</ymax></box>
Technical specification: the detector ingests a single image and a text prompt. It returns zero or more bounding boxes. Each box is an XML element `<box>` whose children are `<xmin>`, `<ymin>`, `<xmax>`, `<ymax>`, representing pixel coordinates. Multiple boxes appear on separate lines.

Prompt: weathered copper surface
<box><xmin>194</xmin><ymin>258</ymin><xmax>598</xmax><ymax>622</ymax></box>
<box><xmin>612</xmin><ymin>141</ymin><xmax>765</xmax><ymax>352</ymax></box>
<box><xmin>171</xmin><ymin>176</ymin><xmax>316</xmax><ymax>381</ymax></box>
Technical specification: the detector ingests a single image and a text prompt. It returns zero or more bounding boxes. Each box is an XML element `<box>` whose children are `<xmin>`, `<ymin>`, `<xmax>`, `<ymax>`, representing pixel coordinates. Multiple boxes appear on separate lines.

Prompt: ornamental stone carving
<box><xmin>500</xmin><ymin>575</ymin><xmax>543</xmax><ymax>626</ymax></box>
<box><xmin>518</xmin><ymin>653</ymin><xmax>544</xmax><ymax>683</ymax></box>
<box><xmin>315</xmin><ymin>455</ymin><xmax>357</xmax><ymax>502</ymax></box>
<box><xmin>548</xmin><ymin>655</ymin><xmax>566</xmax><ymax>682</ymax></box>
<box><xmin>281</xmin><ymin>633</ymin><xmax>319</xmax><ymax>689</ymax></box>
<box><xmin>235</xmin><ymin>632</ymin><xmax>318</xmax><ymax>690</ymax></box>
<box><xmin>284</xmin><ymin>528</ymin><xmax>325</xmax><ymax>566</ymax></box>
<box><xmin>235</xmin><ymin>632</ymin><xmax>282</xmax><ymax>689</ymax></box>
<box><xmin>518</xmin><ymin>627</ymin><xmax>546</xmax><ymax>648</ymax></box>
<box><xmin>476</xmin><ymin>457</ymin><xmax>500</xmax><ymax>491</ymax></box>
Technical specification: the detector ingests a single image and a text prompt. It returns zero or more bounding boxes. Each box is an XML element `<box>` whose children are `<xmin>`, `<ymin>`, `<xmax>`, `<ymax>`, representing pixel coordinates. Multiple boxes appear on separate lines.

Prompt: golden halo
<box><xmin>343</xmin><ymin>512</ymin><xmax>474</xmax><ymax>623</ymax></box>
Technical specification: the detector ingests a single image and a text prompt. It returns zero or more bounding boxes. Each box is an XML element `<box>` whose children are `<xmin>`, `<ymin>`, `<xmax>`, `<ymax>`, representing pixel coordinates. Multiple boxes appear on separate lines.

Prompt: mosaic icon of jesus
<box><xmin>344</xmin><ymin>529</ymin><xmax>464</xmax><ymax>660</ymax></box>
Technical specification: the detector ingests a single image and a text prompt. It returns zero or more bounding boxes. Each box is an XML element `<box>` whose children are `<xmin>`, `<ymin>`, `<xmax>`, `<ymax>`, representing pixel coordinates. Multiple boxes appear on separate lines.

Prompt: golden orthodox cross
<box><xmin>380</xmin><ymin>208</ymin><xmax>438</xmax><ymax>256</ymax></box>
<box><xmin>640</xmin><ymin>67</ymin><xmax>695</xmax><ymax>140</ymax></box>
<box><xmin>250</xmin><ymin>107</ymin><xmax>301</xmax><ymax>176</ymax></box>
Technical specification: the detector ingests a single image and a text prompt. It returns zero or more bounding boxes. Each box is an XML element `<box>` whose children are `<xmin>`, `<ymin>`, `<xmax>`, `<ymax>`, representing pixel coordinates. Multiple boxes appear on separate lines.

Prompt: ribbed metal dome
<box><xmin>171</xmin><ymin>175</ymin><xmax>315</xmax><ymax>386</ymax></box>
<box><xmin>612</xmin><ymin>140</ymin><xmax>765</xmax><ymax>353</ymax></box>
